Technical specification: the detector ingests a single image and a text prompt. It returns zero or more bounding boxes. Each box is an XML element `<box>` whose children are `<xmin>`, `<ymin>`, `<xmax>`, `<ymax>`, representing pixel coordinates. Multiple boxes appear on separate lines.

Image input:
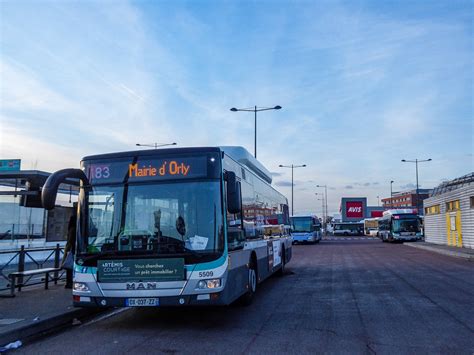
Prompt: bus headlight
<box><xmin>197</xmin><ymin>279</ymin><xmax>221</xmax><ymax>289</ymax></box>
<box><xmin>73</xmin><ymin>282</ymin><xmax>90</xmax><ymax>292</ymax></box>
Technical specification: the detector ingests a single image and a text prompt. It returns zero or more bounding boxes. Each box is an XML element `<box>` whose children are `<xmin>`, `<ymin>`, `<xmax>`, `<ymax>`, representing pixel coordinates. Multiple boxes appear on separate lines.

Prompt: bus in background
<box><xmin>378</xmin><ymin>209</ymin><xmax>422</xmax><ymax>243</ymax></box>
<box><xmin>42</xmin><ymin>146</ymin><xmax>292</xmax><ymax>308</ymax></box>
<box><xmin>364</xmin><ymin>218</ymin><xmax>379</xmax><ymax>236</ymax></box>
<box><xmin>290</xmin><ymin>215</ymin><xmax>321</xmax><ymax>244</ymax></box>
<box><xmin>332</xmin><ymin>222</ymin><xmax>364</xmax><ymax>236</ymax></box>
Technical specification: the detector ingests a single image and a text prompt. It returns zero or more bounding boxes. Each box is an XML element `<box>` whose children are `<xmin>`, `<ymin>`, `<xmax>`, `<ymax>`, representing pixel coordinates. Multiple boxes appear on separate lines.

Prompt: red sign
<box><xmin>371</xmin><ymin>210</ymin><xmax>383</xmax><ymax>218</ymax></box>
<box><xmin>346</xmin><ymin>201</ymin><xmax>364</xmax><ymax>218</ymax></box>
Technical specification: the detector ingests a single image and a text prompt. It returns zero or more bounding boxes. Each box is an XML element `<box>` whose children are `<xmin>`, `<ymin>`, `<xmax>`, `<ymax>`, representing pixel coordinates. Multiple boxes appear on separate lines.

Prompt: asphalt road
<box><xmin>17</xmin><ymin>237</ymin><xmax>474</xmax><ymax>354</ymax></box>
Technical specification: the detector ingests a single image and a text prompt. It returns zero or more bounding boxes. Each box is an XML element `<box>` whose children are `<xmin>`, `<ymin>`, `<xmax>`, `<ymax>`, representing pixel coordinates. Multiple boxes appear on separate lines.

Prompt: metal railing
<box><xmin>0</xmin><ymin>244</ymin><xmax>66</xmax><ymax>295</ymax></box>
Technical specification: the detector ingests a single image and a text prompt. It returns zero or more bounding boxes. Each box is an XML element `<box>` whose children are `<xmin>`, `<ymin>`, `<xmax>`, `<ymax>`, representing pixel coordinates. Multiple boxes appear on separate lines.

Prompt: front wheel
<box><xmin>276</xmin><ymin>249</ymin><xmax>286</xmax><ymax>277</ymax></box>
<box><xmin>240</xmin><ymin>260</ymin><xmax>257</xmax><ymax>306</ymax></box>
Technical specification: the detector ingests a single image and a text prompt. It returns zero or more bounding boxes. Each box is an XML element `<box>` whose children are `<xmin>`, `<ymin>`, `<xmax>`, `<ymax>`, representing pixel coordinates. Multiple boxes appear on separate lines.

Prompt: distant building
<box><xmin>381</xmin><ymin>188</ymin><xmax>432</xmax><ymax>212</ymax></box>
<box><xmin>423</xmin><ymin>173</ymin><xmax>473</xmax><ymax>249</ymax></box>
<box><xmin>339</xmin><ymin>197</ymin><xmax>385</xmax><ymax>222</ymax></box>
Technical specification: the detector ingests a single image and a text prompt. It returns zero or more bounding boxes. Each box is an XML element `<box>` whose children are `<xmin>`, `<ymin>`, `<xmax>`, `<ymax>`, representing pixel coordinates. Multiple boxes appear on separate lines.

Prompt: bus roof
<box><xmin>382</xmin><ymin>209</ymin><xmax>417</xmax><ymax>216</ymax></box>
<box><xmin>82</xmin><ymin>147</ymin><xmax>221</xmax><ymax>161</ymax></box>
<box><xmin>220</xmin><ymin>146</ymin><xmax>272</xmax><ymax>184</ymax></box>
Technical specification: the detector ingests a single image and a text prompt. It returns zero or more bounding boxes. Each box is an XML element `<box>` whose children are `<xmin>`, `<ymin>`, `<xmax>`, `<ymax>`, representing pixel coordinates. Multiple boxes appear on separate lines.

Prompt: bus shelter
<box><xmin>0</xmin><ymin>170</ymin><xmax>79</xmax><ymax>242</ymax></box>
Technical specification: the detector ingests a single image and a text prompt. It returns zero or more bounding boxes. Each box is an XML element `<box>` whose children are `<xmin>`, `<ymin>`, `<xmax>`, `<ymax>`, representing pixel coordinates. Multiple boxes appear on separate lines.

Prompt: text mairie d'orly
<box><xmin>128</xmin><ymin>161</ymin><xmax>190</xmax><ymax>177</ymax></box>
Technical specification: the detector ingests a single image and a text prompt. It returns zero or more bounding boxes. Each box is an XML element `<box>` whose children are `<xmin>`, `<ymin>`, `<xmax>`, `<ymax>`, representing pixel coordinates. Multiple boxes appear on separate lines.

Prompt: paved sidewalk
<box><xmin>404</xmin><ymin>241</ymin><xmax>474</xmax><ymax>261</ymax></box>
<box><xmin>0</xmin><ymin>282</ymin><xmax>102</xmax><ymax>348</ymax></box>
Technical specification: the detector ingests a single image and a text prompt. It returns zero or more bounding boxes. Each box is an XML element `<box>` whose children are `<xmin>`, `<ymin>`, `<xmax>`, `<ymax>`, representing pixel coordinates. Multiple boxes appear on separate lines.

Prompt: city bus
<box><xmin>378</xmin><ymin>209</ymin><xmax>422</xmax><ymax>242</ymax></box>
<box><xmin>332</xmin><ymin>222</ymin><xmax>364</xmax><ymax>236</ymax></box>
<box><xmin>290</xmin><ymin>215</ymin><xmax>321</xmax><ymax>244</ymax></box>
<box><xmin>42</xmin><ymin>146</ymin><xmax>292</xmax><ymax>307</ymax></box>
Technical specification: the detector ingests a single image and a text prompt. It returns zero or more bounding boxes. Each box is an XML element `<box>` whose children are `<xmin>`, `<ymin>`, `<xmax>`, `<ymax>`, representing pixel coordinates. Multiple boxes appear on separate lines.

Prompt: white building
<box><xmin>423</xmin><ymin>173</ymin><xmax>474</xmax><ymax>249</ymax></box>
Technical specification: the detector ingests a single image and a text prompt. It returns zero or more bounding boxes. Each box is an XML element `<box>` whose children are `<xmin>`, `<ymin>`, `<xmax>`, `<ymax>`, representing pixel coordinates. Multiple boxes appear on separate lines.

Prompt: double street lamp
<box><xmin>316</xmin><ymin>184</ymin><xmax>328</xmax><ymax>230</ymax></box>
<box><xmin>278</xmin><ymin>164</ymin><xmax>306</xmax><ymax>216</ymax></box>
<box><xmin>401</xmin><ymin>158</ymin><xmax>432</xmax><ymax>212</ymax></box>
<box><xmin>315</xmin><ymin>193</ymin><xmax>325</xmax><ymax>225</ymax></box>
<box><xmin>230</xmin><ymin>105</ymin><xmax>282</xmax><ymax>158</ymax></box>
<box><xmin>136</xmin><ymin>142</ymin><xmax>177</xmax><ymax>149</ymax></box>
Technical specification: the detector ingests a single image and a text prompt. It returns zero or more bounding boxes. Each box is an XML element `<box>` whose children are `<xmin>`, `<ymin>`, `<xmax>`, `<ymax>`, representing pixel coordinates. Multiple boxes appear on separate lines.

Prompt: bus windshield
<box><xmin>78</xmin><ymin>181</ymin><xmax>224</xmax><ymax>259</ymax></box>
<box><xmin>392</xmin><ymin>218</ymin><xmax>420</xmax><ymax>233</ymax></box>
<box><xmin>291</xmin><ymin>218</ymin><xmax>313</xmax><ymax>233</ymax></box>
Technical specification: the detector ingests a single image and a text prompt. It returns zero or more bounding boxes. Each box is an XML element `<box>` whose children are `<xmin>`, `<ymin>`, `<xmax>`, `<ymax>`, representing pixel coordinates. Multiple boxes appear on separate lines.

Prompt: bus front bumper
<box><xmin>73</xmin><ymin>293</ymin><xmax>227</xmax><ymax>308</ymax></box>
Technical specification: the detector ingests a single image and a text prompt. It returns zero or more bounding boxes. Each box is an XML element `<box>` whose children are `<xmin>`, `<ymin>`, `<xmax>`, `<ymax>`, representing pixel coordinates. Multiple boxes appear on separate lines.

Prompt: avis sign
<box><xmin>346</xmin><ymin>201</ymin><xmax>364</xmax><ymax>218</ymax></box>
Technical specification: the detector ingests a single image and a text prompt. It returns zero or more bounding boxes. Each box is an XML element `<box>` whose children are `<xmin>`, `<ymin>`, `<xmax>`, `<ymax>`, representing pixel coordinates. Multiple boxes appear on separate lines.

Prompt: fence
<box><xmin>0</xmin><ymin>244</ymin><xmax>66</xmax><ymax>295</ymax></box>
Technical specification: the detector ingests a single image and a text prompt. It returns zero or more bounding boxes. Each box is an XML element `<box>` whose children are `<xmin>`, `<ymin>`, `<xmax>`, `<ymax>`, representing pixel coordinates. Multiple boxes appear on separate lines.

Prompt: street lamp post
<box><xmin>390</xmin><ymin>180</ymin><xmax>394</xmax><ymax>209</ymax></box>
<box><xmin>315</xmin><ymin>193</ymin><xmax>325</xmax><ymax>224</ymax></box>
<box><xmin>230</xmin><ymin>105</ymin><xmax>282</xmax><ymax>158</ymax></box>
<box><xmin>401</xmin><ymin>158</ymin><xmax>432</xmax><ymax>213</ymax></box>
<box><xmin>136</xmin><ymin>142</ymin><xmax>177</xmax><ymax>149</ymax></box>
<box><xmin>377</xmin><ymin>195</ymin><xmax>380</xmax><ymax>207</ymax></box>
<box><xmin>316</xmin><ymin>185</ymin><xmax>328</xmax><ymax>230</ymax></box>
<box><xmin>279</xmin><ymin>164</ymin><xmax>306</xmax><ymax>216</ymax></box>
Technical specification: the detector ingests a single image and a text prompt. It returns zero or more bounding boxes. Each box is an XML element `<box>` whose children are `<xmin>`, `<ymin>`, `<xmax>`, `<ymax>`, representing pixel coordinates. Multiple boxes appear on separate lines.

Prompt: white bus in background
<box><xmin>290</xmin><ymin>215</ymin><xmax>322</xmax><ymax>244</ymax></box>
<box><xmin>332</xmin><ymin>222</ymin><xmax>364</xmax><ymax>236</ymax></box>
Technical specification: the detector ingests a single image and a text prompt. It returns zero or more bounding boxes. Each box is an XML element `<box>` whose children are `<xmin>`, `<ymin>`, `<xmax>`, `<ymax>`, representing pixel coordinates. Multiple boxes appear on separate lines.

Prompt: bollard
<box><xmin>18</xmin><ymin>245</ymin><xmax>25</xmax><ymax>291</ymax></box>
<box><xmin>54</xmin><ymin>243</ymin><xmax>60</xmax><ymax>284</ymax></box>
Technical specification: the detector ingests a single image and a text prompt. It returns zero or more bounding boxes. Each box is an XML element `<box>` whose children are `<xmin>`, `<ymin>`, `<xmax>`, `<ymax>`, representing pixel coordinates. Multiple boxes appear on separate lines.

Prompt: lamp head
<box><xmin>230</xmin><ymin>108</ymin><xmax>238</xmax><ymax>112</ymax></box>
<box><xmin>302</xmin><ymin>164</ymin><xmax>307</xmax><ymax>167</ymax></box>
<box><xmin>427</xmin><ymin>158</ymin><xmax>432</xmax><ymax>161</ymax></box>
<box><xmin>274</xmin><ymin>105</ymin><xmax>282</xmax><ymax>110</ymax></box>
<box><xmin>278</xmin><ymin>164</ymin><xmax>283</xmax><ymax>167</ymax></box>
<box><xmin>401</xmin><ymin>159</ymin><xmax>406</xmax><ymax>162</ymax></box>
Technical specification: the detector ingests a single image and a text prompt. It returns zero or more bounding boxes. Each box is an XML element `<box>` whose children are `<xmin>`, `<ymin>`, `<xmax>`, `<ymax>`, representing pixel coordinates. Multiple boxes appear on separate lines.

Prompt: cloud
<box><xmin>399</xmin><ymin>183</ymin><xmax>416</xmax><ymax>189</ymax></box>
<box><xmin>274</xmin><ymin>181</ymin><xmax>293</xmax><ymax>187</ymax></box>
<box><xmin>270</xmin><ymin>172</ymin><xmax>283</xmax><ymax>177</ymax></box>
<box><xmin>345</xmin><ymin>185</ymin><xmax>354</xmax><ymax>189</ymax></box>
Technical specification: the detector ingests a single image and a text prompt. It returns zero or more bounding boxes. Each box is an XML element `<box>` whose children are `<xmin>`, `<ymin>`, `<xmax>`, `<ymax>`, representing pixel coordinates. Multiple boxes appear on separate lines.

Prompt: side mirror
<box><xmin>42</xmin><ymin>169</ymin><xmax>90</xmax><ymax>210</ymax></box>
<box><xmin>225</xmin><ymin>171</ymin><xmax>241</xmax><ymax>214</ymax></box>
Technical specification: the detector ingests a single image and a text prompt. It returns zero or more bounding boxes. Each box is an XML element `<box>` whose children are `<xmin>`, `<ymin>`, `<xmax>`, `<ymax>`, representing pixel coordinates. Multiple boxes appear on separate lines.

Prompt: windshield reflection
<box><xmin>78</xmin><ymin>181</ymin><xmax>224</xmax><ymax>259</ymax></box>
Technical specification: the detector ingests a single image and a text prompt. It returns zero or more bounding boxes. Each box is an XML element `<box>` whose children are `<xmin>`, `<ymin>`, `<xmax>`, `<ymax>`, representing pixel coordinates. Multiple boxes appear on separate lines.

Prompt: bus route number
<box><xmin>198</xmin><ymin>271</ymin><xmax>213</xmax><ymax>278</ymax></box>
<box><xmin>90</xmin><ymin>165</ymin><xmax>111</xmax><ymax>180</ymax></box>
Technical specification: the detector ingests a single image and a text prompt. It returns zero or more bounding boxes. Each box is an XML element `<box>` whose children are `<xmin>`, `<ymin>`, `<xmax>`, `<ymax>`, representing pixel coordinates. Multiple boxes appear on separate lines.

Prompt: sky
<box><xmin>0</xmin><ymin>0</ymin><xmax>472</xmax><ymax>215</ymax></box>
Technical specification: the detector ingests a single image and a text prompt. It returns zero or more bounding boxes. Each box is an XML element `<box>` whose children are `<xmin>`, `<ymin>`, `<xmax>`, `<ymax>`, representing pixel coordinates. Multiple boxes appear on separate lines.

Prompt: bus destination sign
<box><xmin>86</xmin><ymin>156</ymin><xmax>208</xmax><ymax>183</ymax></box>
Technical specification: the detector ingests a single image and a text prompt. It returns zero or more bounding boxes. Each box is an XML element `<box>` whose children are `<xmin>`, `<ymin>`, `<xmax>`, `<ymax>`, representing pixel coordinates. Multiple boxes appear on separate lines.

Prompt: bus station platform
<box><xmin>404</xmin><ymin>242</ymin><xmax>474</xmax><ymax>261</ymax></box>
<box><xmin>0</xmin><ymin>283</ymin><xmax>102</xmax><ymax>348</ymax></box>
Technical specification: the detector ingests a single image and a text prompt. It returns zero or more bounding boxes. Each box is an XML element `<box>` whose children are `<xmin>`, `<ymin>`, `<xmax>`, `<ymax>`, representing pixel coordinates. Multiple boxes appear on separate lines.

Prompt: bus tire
<box><xmin>240</xmin><ymin>258</ymin><xmax>257</xmax><ymax>306</ymax></box>
<box><xmin>276</xmin><ymin>248</ymin><xmax>286</xmax><ymax>277</ymax></box>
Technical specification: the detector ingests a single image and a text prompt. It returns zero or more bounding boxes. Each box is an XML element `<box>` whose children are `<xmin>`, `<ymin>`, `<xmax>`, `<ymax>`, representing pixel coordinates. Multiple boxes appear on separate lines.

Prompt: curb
<box><xmin>404</xmin><ymin>243</ymin><xmax>474</xmax><ymax>261</ymax></box>
<box><xmin>0</xmin><ymin>308</ymin><xmax>104</xmax><ymax>347</ymax></box>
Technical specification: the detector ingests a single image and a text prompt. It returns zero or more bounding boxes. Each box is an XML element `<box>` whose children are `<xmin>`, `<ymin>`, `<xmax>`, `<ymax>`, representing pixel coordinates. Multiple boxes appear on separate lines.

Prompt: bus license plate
<box><xmin>126</xmin><ymin>298</ymin><xmax>159</xmax><ymax>307</ymax></box>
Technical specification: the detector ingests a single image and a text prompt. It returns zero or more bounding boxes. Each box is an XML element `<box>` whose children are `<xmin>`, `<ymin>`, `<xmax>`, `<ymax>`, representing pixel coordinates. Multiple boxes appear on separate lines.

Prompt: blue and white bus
<box><xmin>290</xmin><ymin>215</ymin><xmax>321</xmax><ymax>244</ymax></box>
<box><xmin>378</xmin><ymin>209</ymin><xmax>422</xmax><ymax>242</ymax></box>
<box><xmin>42</xmin><ymin>146</ymin><xmax>292</xmax><ymax>307</ymax></box>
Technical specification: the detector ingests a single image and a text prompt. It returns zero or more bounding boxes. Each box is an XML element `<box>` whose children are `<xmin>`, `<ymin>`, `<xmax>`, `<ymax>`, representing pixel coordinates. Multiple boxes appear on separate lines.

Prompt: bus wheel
<box><xmin>277</xmin><ymin>249</ymin><xmax>286</xmax><ymax>277</ymax></box>
<box><xmin>240</xmin><ymin>259</ymin><xmax>257</xmax><ymax>306</ymax></box>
